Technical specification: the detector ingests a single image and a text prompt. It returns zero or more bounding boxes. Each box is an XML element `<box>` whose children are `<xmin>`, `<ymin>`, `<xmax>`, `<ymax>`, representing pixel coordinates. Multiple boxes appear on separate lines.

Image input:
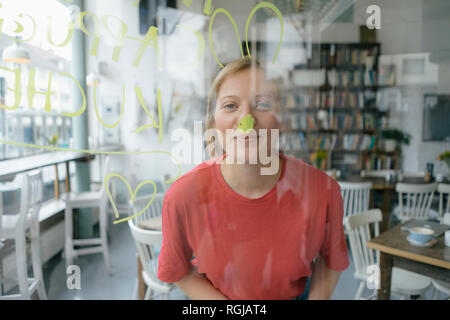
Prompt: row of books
<box><xmin>363</xmin><ymin>154</ymin><xmax>397</xmax><ymax>170</ymax></box>
<box><xmin>335</xmin><ymin>47</ymin><xmax>378</xmax><ymax>67</ymax></box>
<box><xmin>329</xmin><ymin>113</ymin><xmax>375</xmax><ymax>130</ymax></box>
<box><xmin>291</xmin><ymin>69</ymin><xmax>378</xmax><ymax>87</ymax></box>
<box><xmin>329</xmin><ymin>69</ymin><xmax>378</xmax><ymax>87</ymax></box>
<box><xmin>300</xmin><ymin>45</ymin><xmax>379</xmax><ymax>68</ymax></box>
<box><xmin>283</xmin><ymin>132</ymin><xmax>377</xmax><ymax>151</ymax></box>
<box><xmin>288</xmin><ymin>113</ymin><xmax>380</xmax><ymax>130</ymax></box>
<box><xmin>281</xmin><ymin>132</ymin><xmax>308</xmax><ymax>151</ymax></box>
<box><xmin>336</xmin><ymin>70</ymin><xmax>362</xmax><ymax>86</ymax></box>
<box><xmin>329</xmin><ymin>70</ymin><xmax>378</xmax><ymax>87</ymax></box>
<box><xmin>285</xmin><ymin>90</ymin><xmax>378</xmax><ymax>109</ymax></box>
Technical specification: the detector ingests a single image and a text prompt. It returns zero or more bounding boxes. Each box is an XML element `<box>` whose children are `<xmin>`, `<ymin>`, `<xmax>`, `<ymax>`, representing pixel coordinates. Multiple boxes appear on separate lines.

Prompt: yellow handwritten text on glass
<box><xmin>0</xmin><ymin>66</ymin><xmax>21</xmax><ymax>111</ymax></box>
<box><xmin>104</xmin><ymin>173</ymin><xmax>157</xmax><ymax>224</ymax></box>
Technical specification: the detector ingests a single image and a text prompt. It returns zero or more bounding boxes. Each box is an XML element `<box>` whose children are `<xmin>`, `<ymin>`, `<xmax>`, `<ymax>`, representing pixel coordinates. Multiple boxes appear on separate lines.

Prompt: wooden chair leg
<box><xmin>64</xmin><ymin>206</ymin><xmax>74</xmax><ymax>269</ymax></box>
<box><xmin>144</xmin><ymin>287</ymin><xmax>152</xmax><ymax>300</ymax></box>
<box><xmin>15</xmin><ymin>230</ymin><xmax>29</xmax><ymax>299</ymax></box>
<box><xmin>432</xmin><ymin>287</ymin><xmax>440</xmax><ymax>300</ymax></box>
<box><xmin>30</xmin><ymin>220</ymin><xmax>47</xmax><ymax>300</ymax></box>
<box><xmin>355</xmin><ymin>281</ymin><xmax>365</xmax><ymax>300</ymax></box>
<box><xmin>100</xmin><ymin>203</ymin><xmax>112</xmax><ymax>276</ymax></box>
<box><xmin>137</xmin><ymin>257</ymin><xmax>146</xmax><ymax>300</ymax></box>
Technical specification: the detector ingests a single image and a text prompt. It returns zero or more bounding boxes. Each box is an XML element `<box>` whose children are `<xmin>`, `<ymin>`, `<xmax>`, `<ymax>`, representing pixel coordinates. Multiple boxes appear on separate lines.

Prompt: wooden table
<box><xmin>367</xmin><ymin>223</ymin><xmax>450</xmax><ymax>300</ymax></box>
<box><xmin>0</xmin><ymin>151</ymin><xmax>95</xmax><ymax>199</ymax></box>
<box><xmin>339</xmin><ymin>176</ymin><xmax>445</xmax><ymax>232</ymax></box>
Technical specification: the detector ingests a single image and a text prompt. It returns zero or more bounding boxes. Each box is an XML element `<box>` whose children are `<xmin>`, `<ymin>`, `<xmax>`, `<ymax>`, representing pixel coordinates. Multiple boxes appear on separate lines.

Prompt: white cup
<box><xmin>445</xmin><ymin>231</ymin><xmax>450</xmax><ymax>247</ymax></box>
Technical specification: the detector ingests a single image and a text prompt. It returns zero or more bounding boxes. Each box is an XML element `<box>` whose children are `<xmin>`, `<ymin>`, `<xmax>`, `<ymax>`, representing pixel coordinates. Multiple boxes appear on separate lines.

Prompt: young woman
<box><xmin>157</xmin><ymin>57</ymin><xmax>349</xmax><ymax>300</ymax></box>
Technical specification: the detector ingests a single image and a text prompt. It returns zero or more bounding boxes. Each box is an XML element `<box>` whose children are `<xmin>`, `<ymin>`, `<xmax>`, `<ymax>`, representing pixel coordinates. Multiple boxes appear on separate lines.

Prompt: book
<box><xmin>368</xmin><ymin>136</ymin><xmax>376</xmax><ymax>150</ymax></box>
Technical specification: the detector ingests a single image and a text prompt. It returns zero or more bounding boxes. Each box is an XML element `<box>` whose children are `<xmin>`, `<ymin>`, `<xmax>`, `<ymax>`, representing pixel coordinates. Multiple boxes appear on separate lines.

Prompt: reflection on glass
<box><xmin>0</xmin><ymin>0</ymin><xmax>449</xmax><ymax>301</ymax></box>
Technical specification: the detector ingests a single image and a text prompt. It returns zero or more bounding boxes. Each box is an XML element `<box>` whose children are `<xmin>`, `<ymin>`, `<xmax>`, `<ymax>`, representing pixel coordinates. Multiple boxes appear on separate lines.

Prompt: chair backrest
<box><xmin>16</xmin><ymin>170</ymin><xmax>44</xmax><ymax>231</ymax></box>
<box><xmin>128</xmin><ymin>221</ymin><xmax>170</xmax><ymax>291</ymax></box>
<box><xmin>130</xmin><ymin>193</ymin><xmax>165</xmax><ymax>225</ymax></box>
<box><xmin>128</xmin><ymin>193</ymin><xmax>170</xmax><ymax>291</ymax></box>
<box><xmin>361</xmin><ymin>169</ymin><xmax>395</xmax><ymax>178</ymax></box>
<box><xmin>438</xmin><ymin>183</ymin><xmax>450</xmax><ymax>219</ymax></box>
<box><xmin>344</xmin><ymin>209</ymin><xmax>382</xmax><ymax>276</ymax></box>
<box><xmin>338</xmin><ymin>182</ymin><xmax>373</xmax><ymax>219</ymax></box>
<box><xmin>395</xmin><ymin>183</ymin><xmax>437</xmax><ymax>221</ymax></box>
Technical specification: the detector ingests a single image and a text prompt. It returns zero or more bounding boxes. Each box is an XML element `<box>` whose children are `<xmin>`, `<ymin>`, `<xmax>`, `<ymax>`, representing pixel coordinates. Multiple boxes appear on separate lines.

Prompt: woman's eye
<box><xmin>256</xmin><ymin>102</ymin><xmax>272</xmax><ymax>110</ymax></box>
<box><xmin>223</xmin><ymin>103</ymin><xmax>237</xmax><ymax>110</ymax></box>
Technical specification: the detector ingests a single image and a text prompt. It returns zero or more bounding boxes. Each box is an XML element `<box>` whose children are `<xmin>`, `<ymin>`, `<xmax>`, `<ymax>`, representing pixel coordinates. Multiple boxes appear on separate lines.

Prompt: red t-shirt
<box><xmin>157</xmin><ymin>153</ymin><xmax>349</xmax><ymax>300</ymax></box>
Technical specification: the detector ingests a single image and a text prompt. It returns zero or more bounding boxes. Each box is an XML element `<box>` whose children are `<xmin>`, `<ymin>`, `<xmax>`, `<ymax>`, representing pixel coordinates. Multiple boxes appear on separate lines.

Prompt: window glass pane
<box><xmin>0</xmin><ymin>0</ymin><xmax>449</xmax><ymax>301</ymax></box>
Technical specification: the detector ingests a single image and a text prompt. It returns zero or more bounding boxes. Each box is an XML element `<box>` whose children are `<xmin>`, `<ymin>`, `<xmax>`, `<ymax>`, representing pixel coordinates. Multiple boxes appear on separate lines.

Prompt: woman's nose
<box><xmin>237</xmin><ymin>101</ymin><xmax>256</xmax><ymax>126</ymax></box>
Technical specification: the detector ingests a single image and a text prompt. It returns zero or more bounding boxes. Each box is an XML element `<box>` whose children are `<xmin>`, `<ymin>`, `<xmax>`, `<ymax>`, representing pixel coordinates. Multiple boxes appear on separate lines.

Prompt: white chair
<box><xmin>394</xmin><ymin>183</ymin><xmax>437</xmax><ymax>223</ymax></box>
<box><xmin>61</xmin><ymin>157</ymin><xmax>113</xmax><ymax>275</ymax></box>
<box><xmin>128</xmin><ymin>193</ymin><xmax>175</xmax><ymax>300</ymax></box>
<box><xmin>345</xmin><ymin>209</ymin><xmax>432</xmax><ymax>300</ymax></box>
<box><xmin>438</xmin><ymin>184</ymin><xmax>450</xmax><ymax>222</ymax></box>
<box><xmin>0</xmin><ymin>170</ymin><xmax>47</xmax><ymax>299</ymax></box>
<box><xmin>431</xmin><ymin>212</ymin><xmax>450</xmax><ymax>300</ymax></box>
<box><xmin>338</xmin><ymin>181</ymin><xmax>372</xmax><ymax>227</ymax></box>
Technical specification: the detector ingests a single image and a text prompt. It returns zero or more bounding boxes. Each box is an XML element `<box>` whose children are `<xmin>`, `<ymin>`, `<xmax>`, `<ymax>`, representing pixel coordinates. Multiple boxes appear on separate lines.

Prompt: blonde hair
<box><xmin>204</xmin><ymin>56</ymin><xmax>283</xmax><ymax>157</ymax></box>
<box><xmin>207</xmin><ymin>57</ymin><xmax>252</xmax><ymax>130</ymax></box>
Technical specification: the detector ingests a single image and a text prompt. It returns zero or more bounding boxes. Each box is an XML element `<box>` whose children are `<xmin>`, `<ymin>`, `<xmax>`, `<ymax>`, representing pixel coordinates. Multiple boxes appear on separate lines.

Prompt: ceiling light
<box><xmin>2</xmin><ymin>39</ymin><xmax>31</xmax><ymax>64</ymax></box>
<box><xmin>86</xmin><ymin>72</ymin><xmax>100</xmax><ymax>87</ymax></box>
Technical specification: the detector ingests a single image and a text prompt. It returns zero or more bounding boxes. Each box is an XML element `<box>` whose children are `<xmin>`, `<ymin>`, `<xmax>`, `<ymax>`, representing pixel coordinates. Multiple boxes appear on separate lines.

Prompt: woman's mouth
<box><xmin>235</xmin><ymin>134</ymin><xmax>258</xmax><ymax>141</ymax></box>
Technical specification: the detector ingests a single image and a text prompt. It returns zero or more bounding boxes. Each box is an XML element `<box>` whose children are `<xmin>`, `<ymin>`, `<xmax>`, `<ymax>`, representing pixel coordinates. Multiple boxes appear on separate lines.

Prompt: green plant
<box><xmin>437</xmin><ymin>151</ymin><xmax>450</xmax><ymax>168</ymax></box>
<box><xmin>437</xmin><ymin>151</ymin><xmax>450</xmax><ymax>161</ymax></box>
<box><xmin>46</xmin><ymin>133</ymin><xmax>59</xmax><ymax>146</ymax></box>
<box><xmin>310</xmin><ymin>150</ymin><xmax>328</xmax><ymax>170</ymax></box>
<box><xmin>381</xmin><ymin>129</ymin><xmax>411</xmax><ymax>145</ymax></box>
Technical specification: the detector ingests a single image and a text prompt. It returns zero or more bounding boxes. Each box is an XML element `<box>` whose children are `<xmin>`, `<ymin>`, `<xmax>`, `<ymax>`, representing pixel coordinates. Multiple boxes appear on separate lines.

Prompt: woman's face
<box><xmin>213</xmin><ymin>67</ymin><xmax>281</xmax><ymax>164</ymax></box>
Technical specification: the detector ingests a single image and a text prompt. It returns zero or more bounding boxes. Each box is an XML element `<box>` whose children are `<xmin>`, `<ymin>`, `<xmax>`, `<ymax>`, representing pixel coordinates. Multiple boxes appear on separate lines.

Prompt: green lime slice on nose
<box><xmin>238</xmin><ymin>114</ymin><xmax>255</xmax><ymax>133</ymax></box>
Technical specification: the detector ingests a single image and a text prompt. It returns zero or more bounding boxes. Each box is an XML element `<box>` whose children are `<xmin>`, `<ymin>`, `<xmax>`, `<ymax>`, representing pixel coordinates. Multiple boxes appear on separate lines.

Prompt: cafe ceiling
<box><xmin>257</xmin><ymin>0</ymin><xmax>354</xmax><ymax>23</ymax></box>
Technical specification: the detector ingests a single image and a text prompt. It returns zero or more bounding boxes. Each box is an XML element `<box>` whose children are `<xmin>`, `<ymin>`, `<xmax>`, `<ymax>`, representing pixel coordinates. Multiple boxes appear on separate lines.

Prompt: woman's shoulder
<box><xmin>164</xmin><ymin>156</ymin><xmax>221</xmax><ymax>202</ymax></box>
<box><xmin>283</xmin><ymin>154</ymin><xmax>340</xmax><ymax>192</ymax></box>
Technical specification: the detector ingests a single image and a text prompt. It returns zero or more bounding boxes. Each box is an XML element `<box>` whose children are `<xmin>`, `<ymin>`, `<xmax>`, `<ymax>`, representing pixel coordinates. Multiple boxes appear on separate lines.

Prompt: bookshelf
<box><xmin>277</xmin><ymin>42</ymin><xmax>395</xmax><ymax>174</ymax></box>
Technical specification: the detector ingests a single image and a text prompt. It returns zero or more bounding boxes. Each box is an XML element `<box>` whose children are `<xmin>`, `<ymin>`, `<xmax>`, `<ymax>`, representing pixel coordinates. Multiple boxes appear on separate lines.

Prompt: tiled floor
<box><xmin>31</xmin><ymin>220</ymin><xmax>437</xmax><ymax>300</ymax></box>
<box><xmin>42</xmin><ymin>219</ymin><xmax>187</xmax><ymax>300</ymax></box>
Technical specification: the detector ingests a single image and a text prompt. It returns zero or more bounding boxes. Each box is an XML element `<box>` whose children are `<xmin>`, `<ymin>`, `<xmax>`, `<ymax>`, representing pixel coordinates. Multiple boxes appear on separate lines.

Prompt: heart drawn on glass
<box><xmin>104</xmin><ymin>173</ymin><xmax>157</xmax><ymax>224</ymax></box>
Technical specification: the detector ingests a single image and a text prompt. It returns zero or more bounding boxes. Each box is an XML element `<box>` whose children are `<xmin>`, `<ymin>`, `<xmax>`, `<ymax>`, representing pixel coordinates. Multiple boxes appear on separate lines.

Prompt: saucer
<box><xmin>407</xmin><ymin>235</ymin><xmax>437</xmax><ymax>248</ymax></box>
